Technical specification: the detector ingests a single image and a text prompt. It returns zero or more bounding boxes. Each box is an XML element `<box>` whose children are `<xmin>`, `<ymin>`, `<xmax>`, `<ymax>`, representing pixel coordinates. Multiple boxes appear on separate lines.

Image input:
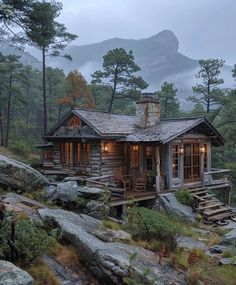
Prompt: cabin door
<box><xmin>183</xmin><ymin>143</ymin><xmax>200</xmax><ymax>182</ymax></box>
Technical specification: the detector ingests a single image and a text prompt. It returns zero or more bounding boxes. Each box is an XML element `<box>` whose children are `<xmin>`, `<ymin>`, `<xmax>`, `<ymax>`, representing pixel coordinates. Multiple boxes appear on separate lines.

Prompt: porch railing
<box><xmin>202</xmin><ymin>168</ymin><xmax>231</xmax><ymax>188</ymax></box>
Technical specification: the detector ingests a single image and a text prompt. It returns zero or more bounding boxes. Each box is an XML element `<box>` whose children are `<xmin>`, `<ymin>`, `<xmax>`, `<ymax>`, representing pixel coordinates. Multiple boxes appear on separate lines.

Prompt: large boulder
<box><xmin>220</xmin><ymin>228</ymin><xmax>236</xmax><ymax>246</ymax></box>
<box><xmin>44</xmin><ymin>181</ymin><xmax>79</xmax><ymax>202</ymax></box>
<box><xmin>0</xmin><ymin>155</ymin><xmax>49</xmax><ymax>191</ymax></box>
<box><xmin>0</xmin><ymin>260</ymin><xmax>33</xmax><ymax>285</ymax></box>
<box><xmin>44</xmin><ymin>184</ymin><xmax>111</xmax><ymax>220</ymax></box>
<box><xmin>177</xmin><ymin>236</ymin><xmax>208</xmax><ymax>252</ymax></box>
<box><xmin>159</xmin><ymin>193</ymin><xmax>195</xmax><ymax>222</ymax></box>
<box><xmin>38</xmin><ymin>208</ymin><xmax>186</xmax><ymax>285</ymax></box>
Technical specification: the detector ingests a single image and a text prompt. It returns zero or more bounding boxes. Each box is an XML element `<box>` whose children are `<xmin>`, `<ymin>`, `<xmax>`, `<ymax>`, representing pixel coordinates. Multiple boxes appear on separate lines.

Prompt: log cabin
<box><xmin>39</xmin><ymin>94</ymin><xmax>231</xmax><ymax>212</ymax></box>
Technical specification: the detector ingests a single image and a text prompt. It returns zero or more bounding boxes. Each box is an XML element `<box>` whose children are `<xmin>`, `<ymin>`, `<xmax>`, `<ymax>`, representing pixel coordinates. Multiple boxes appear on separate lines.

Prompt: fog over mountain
<box><xmin>0</xmin><ymin>30</ymin><xmax>233</xmax><ymax>109</ymax></box>
<box><xmin>46</xmin><ymin>30</ymin><xmax>233</xmax><ymax>108</ymax></box>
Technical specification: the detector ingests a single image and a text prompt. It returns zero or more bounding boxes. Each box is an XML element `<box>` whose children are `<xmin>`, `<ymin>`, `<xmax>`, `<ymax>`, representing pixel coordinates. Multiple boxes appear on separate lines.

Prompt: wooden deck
<box><xmin>110</xmin><ymin>190</ymin><xmax>157</xmax><ymax>206</ymax></box>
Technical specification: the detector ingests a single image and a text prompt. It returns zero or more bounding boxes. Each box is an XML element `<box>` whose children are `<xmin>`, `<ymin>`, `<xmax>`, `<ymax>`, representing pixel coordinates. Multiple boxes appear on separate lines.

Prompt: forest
<box><xmin>0</xmin><ymin>0</ymin><xmax>235</xmax><ymax>187</ymax></box>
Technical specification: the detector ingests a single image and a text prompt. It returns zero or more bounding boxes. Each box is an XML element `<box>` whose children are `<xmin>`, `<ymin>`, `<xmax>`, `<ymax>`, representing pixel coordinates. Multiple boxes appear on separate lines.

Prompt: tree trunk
<box><xmin>5</xmin><ymin>70</ymin><xmax>13</xmax><ymax>148</ymax></box>
<box><xmin>58</xmin><ymin>105</ymin><xmax>62</xmax><ymax>121</ymax></box>
<box><xmin>25</xmin><ymin>80</ymin><xmax>30</xmax><ymax>142</ymax></box>
<box><xmin>0</xmin><ymin>107</ymin><xmax>4</xmax><ymax>146</ymax></box>
<box><xmin>108</xmin><ymin>64</ymin><xmax>118</xmax><ymax>113</ymax></box>
<box><xmin>42</xmin><ymin>47</ymin><xmax>48</xmax><ymax>141</ymax></box>
<box><xmin>206</xmin><ymin>82</ymin><xmax>210</xmax><ymax>113</ymax></box>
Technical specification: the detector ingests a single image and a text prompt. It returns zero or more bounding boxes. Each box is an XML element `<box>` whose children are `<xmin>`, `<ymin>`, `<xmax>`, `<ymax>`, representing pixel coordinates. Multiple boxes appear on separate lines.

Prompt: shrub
<box><xmin>0</xmin><ymin>213</ymin><xmax>55</xmax><ymax>265</ymax></box>
<box><xmin>175</xmin><ymin>189</ymin><xmax>193</xmax><ymax>207</ymax></box>
<box><xmin>127</xmin><ymin>206</ymin><xmax>181</xmax><ymax>251</ymax></box>
<box><xmin>9</xmin><ymin>140</ymin><xmax>31</xmax><ymax>158</ymax></box>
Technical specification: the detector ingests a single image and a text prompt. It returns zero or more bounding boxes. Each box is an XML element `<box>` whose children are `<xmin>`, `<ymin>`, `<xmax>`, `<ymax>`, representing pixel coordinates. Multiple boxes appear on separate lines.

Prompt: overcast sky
<box><xmin>58</xmin><ymin>0</ymin><xmax>235</xmax><ymax>65</ymax></box>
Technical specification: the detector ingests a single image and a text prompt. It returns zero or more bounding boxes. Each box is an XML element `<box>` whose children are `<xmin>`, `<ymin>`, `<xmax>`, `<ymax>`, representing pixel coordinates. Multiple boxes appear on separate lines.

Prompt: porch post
<box><xmin>156</xmin><ymin>145</ymin><xmax>161</xmax><ymax>193</ymax></box>
<box><xmin>200</xmin><ymin>146</ymin><xmax>205</xmax><ymax>187</ymax></box>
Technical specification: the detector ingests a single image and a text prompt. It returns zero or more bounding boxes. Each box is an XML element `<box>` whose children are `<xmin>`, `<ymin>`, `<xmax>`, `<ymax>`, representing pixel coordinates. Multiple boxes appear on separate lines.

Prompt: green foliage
<box><xmin>127</xmin><ymin>206</ymin><xmax>181</xmax><ymax>251</ymax></box>
<box><xmin>222</xmin><ymin>250</ymin><xmax>234</xmax><ymax>258</ymax></box>
<box><xmin>91</xmin><ymin>48</ymin><xmax>148</xmax><ymax>113</ymax></box>
<box><xmin>102</xmin><ymin>219</ymin><xmax>122</xmax><ymax>231</ymax></box>
<box><xmin>189</xmin><ymin>58</ymin><xmax>227</xmax><ymax>118</ymax></box>
<box><xmin>175</xmin><ymin>189</ymin><xmax>193</xmax><ymax>207</ymax></box>
<box><xmin>155</xmin><ymin>81</ymin><xmax>180</xmax><ymax>118</ymax></box>
<box><xmin>75</xmin><ymin>197</ymin><xmax>88</xmax><ymax>210</ymax></box>
<box><xmin>9</xmin><ymin>140</ymin><xmax>31</xmax><ymax>158</ymax></box>
<box><xmin>123</xmin><ymin>252</ymin><xmax>157</xmax><ymax>285</ymax></box>
<box><xmin>0</xmin><ymin>213</ymin><xmax>55</xmax><ymax>265</ymax></box>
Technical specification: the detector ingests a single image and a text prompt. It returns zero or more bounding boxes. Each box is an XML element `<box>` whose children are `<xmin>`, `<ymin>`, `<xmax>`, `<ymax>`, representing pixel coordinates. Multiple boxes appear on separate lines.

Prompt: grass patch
<box><xmin>102</xmin><ymin>219</ymin><xmax>122</xmax><ymax>231</ymax></box>
<box><xmin>222</xmin><ymin>250</ymin><xmax>234</xmax><ymax>258</ymax></box>
<box><xmin>27</xmin><ymin>258</ymin><xmax>59</xmax><ymax>285</ymax></box>
<box><xmin>175</xmin><ymin>189</ymin><xmax>193</xmax><ymax>207</ymax></box>
<box><xmin>206</xmin><ymin>235</ymin><xmax>222</xmax><ymax>247</ymax></box>
<box><xmin>49</xmin><ymin>242</ymin><xmax>80</xmax><ymax>271</ymax></box>
<box><xmin>214</xmin><ymin>227</ymin><xmax>230</xmax><ymax>237</ymax></box>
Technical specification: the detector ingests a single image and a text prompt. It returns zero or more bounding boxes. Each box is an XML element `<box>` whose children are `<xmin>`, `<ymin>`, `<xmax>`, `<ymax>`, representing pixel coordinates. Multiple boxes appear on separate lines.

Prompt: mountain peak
<box><xmin>147</xmin><ymin>30</ymin><xmax>179</xmax><ymax>53</ymax></box>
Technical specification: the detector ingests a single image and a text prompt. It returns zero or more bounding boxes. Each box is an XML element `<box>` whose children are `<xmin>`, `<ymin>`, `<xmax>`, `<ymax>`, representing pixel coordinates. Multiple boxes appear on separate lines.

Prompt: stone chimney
<box><xmin>135</xmin><ymin>93</ymin><xmax>160</xmax><ymax>128</ymax></box>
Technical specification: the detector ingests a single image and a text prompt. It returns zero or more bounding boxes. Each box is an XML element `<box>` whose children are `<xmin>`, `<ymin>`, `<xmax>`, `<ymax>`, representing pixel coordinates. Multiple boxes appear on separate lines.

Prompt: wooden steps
<box><xmin>203</xmin><ymin>207</ymin><xmax>232</xmax><ymax>217</ymax></box>
<box><xmin>188</xmin><ymin>186</ymin><xmax>235</xmax><ymax>224</ymax></box>
<box><xmin>198</xmin><ymin>202</ymin><xmax>223</xmax><ymax>211</ymax></box>
<box><xmin>207</xmin><ymin>211</ymin><xmax>234</xmax><ymax>221</ymax></box>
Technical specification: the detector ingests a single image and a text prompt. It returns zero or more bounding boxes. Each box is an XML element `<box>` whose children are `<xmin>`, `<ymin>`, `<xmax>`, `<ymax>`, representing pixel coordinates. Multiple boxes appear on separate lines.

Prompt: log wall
<box><xmin>101</xmin><ymin>141</ymin><xmax>125</xmax><ymax>176</ymax></box>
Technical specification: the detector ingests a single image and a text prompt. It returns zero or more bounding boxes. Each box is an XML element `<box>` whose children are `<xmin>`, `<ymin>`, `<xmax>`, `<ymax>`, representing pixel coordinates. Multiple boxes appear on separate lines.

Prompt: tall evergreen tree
<box><xmin>91</xmin><ymin>48</ymin><xmax>148</xmax><ymax>113</ymax></box>
<box><xmin>156</xmin><ymin>82</ymin><xmax>179</xmax><ymax>118</ymax></box>
<box><xmin>22</xmin><ymin>1</ymin><xmax>77</xmax><ymax>139</ymax></box>
<box><xmin>189</xmin><ymin>59</ymin><xmax>226</xmax><ymax>115</ymax></box>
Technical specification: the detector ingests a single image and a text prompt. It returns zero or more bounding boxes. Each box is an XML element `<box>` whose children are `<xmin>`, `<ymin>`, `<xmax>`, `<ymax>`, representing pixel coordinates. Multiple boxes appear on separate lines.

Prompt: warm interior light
<box><xmin>104</xmin><ymin>143</ymin><xmax>109</xmax><ymax>152</ymax></box>
<box><xmin>179</xmin><ymin>145</ymin><xmax>184</xmax><ymax>155</ymax></box>
<box><xmin>133</xmin><ymin>145</ymin><xmax>139</xmax><ymax>151</ymax></box>
<box><xmin>200</xmin><ymin>145</ymin><xmax>205</xmax><ymax>154</ymax></box>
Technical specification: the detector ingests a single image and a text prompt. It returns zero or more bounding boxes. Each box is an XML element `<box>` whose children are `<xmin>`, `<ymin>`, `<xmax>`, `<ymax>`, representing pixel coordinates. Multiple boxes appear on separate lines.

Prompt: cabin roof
<box><xmin>47</xmin><ymin>109</ymin><xmax>224</xmax><ymax>146</ymax></box>
<box><xmin>121</xmin><ymin>117</ymin><xmax>224</xmax><ymax>146</ymax></box>
<box><xmin>72</xmin><ymin>109</ymin><xmax>136</xmax><ymax>136</ymax></box>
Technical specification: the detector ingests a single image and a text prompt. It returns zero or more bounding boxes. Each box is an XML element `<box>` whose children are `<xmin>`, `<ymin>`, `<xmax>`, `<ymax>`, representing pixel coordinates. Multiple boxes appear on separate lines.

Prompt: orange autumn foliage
<box><xmin>57</xmin><ymin>70</ymin><xmax>95</xmax><ymax>109</ymax></box>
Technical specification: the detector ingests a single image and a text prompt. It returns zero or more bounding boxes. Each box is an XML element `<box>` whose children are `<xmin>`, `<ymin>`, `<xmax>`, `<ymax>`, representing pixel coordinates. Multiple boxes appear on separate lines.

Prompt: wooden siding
<box><xmin>101</xmin><ymin>142</ymin><xmax>125</xmax><ymax>176</ymax></box>
<box><xmin>90</xmin><ymin>142</ymin><xmax>102</xmax><ymax>176</ymax></box>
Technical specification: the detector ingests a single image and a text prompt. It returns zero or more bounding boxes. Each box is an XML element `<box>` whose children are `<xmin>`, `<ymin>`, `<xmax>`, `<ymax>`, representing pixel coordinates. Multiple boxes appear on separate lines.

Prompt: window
<box><xmin>172</xmin><ymin>144</ymin><xmax>179</xmax><ymax>178</ymax></box>
<box><xmin>60</xmin><ymin>142</ymin><xmax>90</xmax><ymax>166</ymax></box>
<box><xmin>43</xmin><ymin>150</ymin><xmax>52</xmax><ymax>161</ymax></box>
<box><xmin>60</xmin><ymin>142</ymin><xmax>73</xmax><ymax>165</ymax></box>
<box><xmin>67</xmin><ymin>116</ymin><xmax>81</xmax><ymax>129</ymax></box>
<box><xmin>131</xmin><ymin>145</ymin><xmax>139</xmax><ymax>168</ymax></box>
<box><xmin>146</xmin><ymin>146</ymin><xmax>153</xmax><ymax>171</ymax></box>
<box><xmin>184</xmin><ymin>143</ymin><xmax>200</xmax><ymax>180</ymax></box>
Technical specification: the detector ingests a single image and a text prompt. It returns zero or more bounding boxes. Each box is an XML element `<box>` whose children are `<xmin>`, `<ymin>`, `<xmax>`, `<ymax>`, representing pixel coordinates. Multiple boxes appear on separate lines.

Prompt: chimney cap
<box><xmin>136</xmin><ymin>92</ymin><xmax>159</xmax><ymax>104</ymax></box>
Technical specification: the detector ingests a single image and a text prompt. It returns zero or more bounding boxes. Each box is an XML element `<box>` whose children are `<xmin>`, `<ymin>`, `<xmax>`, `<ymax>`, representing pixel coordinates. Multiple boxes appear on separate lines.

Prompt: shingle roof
<box><xmin>73</xmin><ymin>109</ymin><xmax>136</xmax><ymax>135</ymax></box>
<box><xmin>47</xmin><ymin>108</ymin><xmax>223</xmax><ymax>146</ymax></box>
<box><xmin>121</xmin><ymin>117</ymin><xmax>224</xmax><ymax>146</ymax></box>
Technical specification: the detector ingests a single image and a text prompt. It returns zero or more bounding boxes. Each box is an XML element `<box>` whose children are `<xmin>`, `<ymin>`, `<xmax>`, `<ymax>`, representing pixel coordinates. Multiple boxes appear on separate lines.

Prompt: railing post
<box><xmin>156</xmin><ymin>145</ymin><xmax>160</xmax><ymax>193</ymax></box>
<box><xmin>202</xmin><ymin>172</ymin><xmax>205</xmax><ymax>188</ymax></box>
